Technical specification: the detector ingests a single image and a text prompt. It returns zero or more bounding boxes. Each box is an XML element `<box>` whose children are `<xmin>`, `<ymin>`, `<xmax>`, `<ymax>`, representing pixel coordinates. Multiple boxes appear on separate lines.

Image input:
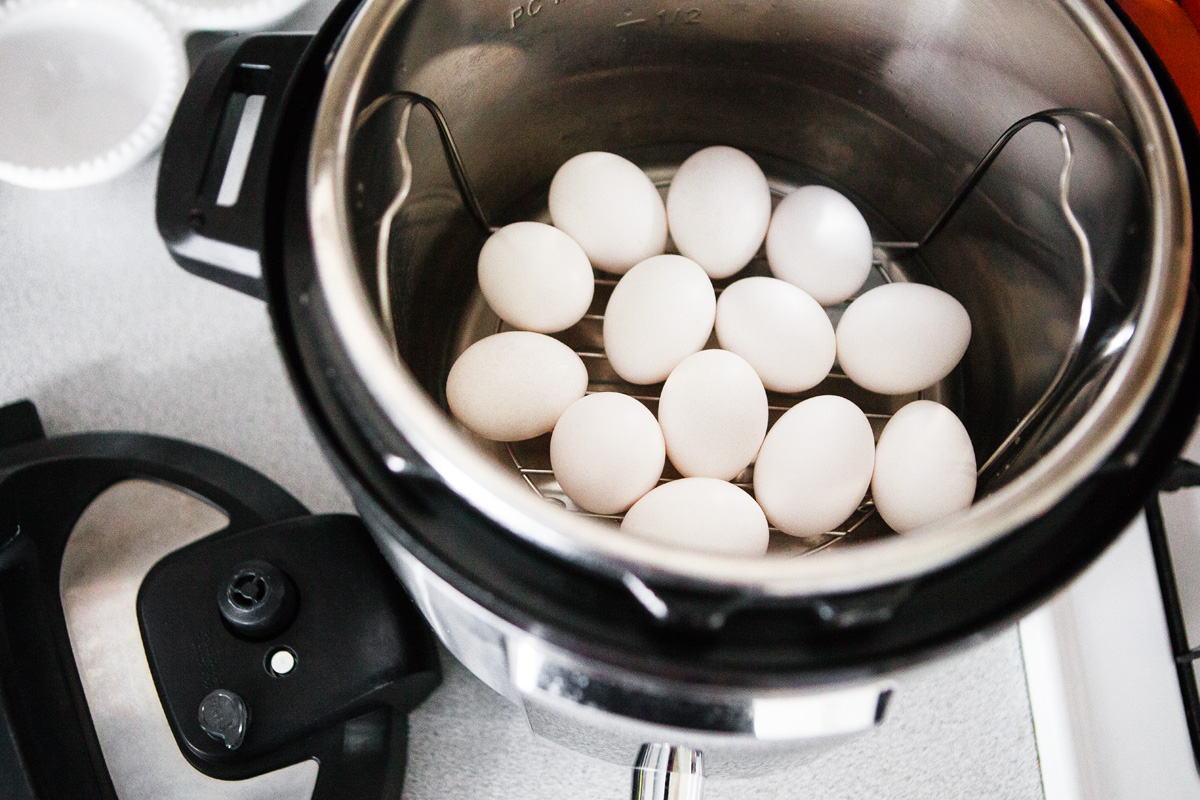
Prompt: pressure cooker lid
<box><xmin>0</xmin><ymin>399</ymin><xmax>439</xmax><ymax>799</ymax></box>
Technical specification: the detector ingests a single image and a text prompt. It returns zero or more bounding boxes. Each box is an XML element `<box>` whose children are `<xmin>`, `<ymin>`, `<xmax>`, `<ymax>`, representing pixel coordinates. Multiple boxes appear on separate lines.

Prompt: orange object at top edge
<box><xmin>1115</xmin><ymin>0</ymin><xmax>1200</xmax><ymax>126</ymax></box>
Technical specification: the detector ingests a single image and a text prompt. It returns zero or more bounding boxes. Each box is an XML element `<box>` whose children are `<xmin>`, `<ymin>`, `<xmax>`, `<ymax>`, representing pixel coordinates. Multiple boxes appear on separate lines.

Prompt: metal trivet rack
<box><xmin>498</xmin><ymin>221</ymin><xmax>912</xmax><ymax>556</ymax></box>
<box><xmin>366</xmin><ymin>91</ymin><xmax>1142</xmax><ymax>553</ymax></box>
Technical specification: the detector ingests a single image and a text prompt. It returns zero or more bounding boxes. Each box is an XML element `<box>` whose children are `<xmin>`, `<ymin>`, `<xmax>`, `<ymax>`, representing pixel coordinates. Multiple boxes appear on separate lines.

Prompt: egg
<box><xmin>836</xmin><ymin>282</ymin><xmax>971</xmax><ymax>395</ymax></box>
<box><xmin>622</xmin><ymin>478</ymin><xmax>769</xmax><ymax>556</ymax></box>
<box><xmin>477</xmin><ymin>221</ymin><xmax>594</xmax><ymax>333</ymax></box>
<box><xmin>548</xmin><ymin>151</ymin><xmax>668</xmax><ymax>275</ymax></box>
<box><xmin>765</xmin><ymin>185</ymin><xmax>873</xmax><ymax>305</ymax></box>
<box><xmin>666</xmin><ymin>146</ymin><xmax>772</xmax><ymax>279</ymax></box>
<box><xmin>657</xmin><ymin>350</ymin><xmax>768</xmax><ymax>480</ymax></box>
<box><xmin>603</xmin><ymin>255</ymin><xmax>716</xmax><ymax>385</ymax></box>
<box><xmin>872</xmin><ymin>401</ymin><xmax>977</xmax><ymax>532</ymax></box>
<box><xmin>446</xmin><ymin>331</ymin><xmax>587</xmax><ymax>441</ymax></box>
<box><xmin>715</xmin><ymin>276</ymin><xmax>836</xmax><ymax>393</ymax></box>
<box><xmin>550</xmin><ymin>392</ymin><xmax>666</xmax><ymax>515</ymax></box>
<box><xmin>753</xmin><ymin>395</ymin><xmax>876</xmax><ymax>537</ymax></box>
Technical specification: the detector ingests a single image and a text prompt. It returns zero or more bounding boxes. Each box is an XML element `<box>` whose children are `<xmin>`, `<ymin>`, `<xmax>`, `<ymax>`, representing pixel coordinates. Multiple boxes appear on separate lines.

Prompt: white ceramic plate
<box><xmin>145</xmin><ymin>0</ymin><xmax>311</xmax><ymax>32</ymax></box>
<box><xmin>0</xmin><ymin>0</ymin><xmax>188</xmax><ymax>189</ymax></box>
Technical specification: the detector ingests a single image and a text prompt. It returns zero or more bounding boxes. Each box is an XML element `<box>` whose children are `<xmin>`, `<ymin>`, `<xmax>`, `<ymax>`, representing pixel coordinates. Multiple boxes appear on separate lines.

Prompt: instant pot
<box><xmin>156</xmin><ymin>0</ymin><xmax>1200</xmax><ymax>794</ymax></box>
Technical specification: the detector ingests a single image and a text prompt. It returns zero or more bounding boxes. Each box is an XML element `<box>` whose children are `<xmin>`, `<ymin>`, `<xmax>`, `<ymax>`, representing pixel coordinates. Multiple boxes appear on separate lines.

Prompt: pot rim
<box><xmin>307</xmin><ymin>0</ymin><xmax>1192</xmax><ymax>597</ymax></box>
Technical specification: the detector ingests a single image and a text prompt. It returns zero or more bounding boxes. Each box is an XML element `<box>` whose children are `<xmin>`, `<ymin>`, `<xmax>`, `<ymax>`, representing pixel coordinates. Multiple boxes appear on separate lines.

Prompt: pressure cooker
<box><xmin>155</xmin><ymin>0</ymin><xmax>1200</xmax><ymax>794</ymax></box>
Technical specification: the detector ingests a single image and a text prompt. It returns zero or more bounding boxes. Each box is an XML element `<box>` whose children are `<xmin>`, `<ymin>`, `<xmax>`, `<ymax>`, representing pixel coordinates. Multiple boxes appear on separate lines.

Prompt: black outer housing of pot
<box><xmin>162</xmin><ymin>0</ymin><xmax>1200</xmax><ymax>690</ymax></box>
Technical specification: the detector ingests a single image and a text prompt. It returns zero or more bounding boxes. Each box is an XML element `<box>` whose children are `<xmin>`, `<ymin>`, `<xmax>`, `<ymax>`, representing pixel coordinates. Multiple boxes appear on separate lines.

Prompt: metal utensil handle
<box><xmin>881</xmin><ymin>109</ymin><xmax>1143</xmax><ymax>481</ymax></box>
<box><xmin>358</xmin><ymin>91</ymin><xmax>495</xmax><ymax>351</ymax></box>
<box><xmin>876</xmin><ymin>108</ymin><xmax>1135</xmax><ymax>252</ymax></box>
<box><xmin>631</xmin><ymin>744</ymin><xmax>704</xmax><ymax>800</ymax></box>
<box><xmin>357</xmin><ymin>90</ymin><xmax>493</xmax><ymax>232</ymax></box>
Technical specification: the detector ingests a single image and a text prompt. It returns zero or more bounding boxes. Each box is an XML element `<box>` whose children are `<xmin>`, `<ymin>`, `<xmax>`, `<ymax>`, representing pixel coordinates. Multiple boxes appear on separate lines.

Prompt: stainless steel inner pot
<box><xmin>308</xmin><ymin>0</ymin><xmax>1191</xmax><ymax>595</ymax></box>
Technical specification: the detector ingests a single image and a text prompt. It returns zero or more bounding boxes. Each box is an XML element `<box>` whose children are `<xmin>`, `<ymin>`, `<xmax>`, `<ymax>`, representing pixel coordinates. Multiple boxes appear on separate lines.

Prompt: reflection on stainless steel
<box><xmin>59</xmin><ymin>480</ymin><xmax>318</xmax><ymax>800</ymax></box>
<box><xmin>369</xmin><ymin>89</ymin><xmax>498</xmax><ymax>355</ymax></box>
<box><xmin>631</xmin><ymin>745</ymin><xmax>703</xmax><ymax>800</ymax></box>
<box><xmin>376</xmin><ymin>534</ymin><xmax>890</xmax><ymax>776</ymax></box>
<box><xmin>971</xmin><ymin>111</ymin><xmax>1098</xmax><ymax>478</ymax></box>
<box><xmin>508</xmin><ymin>632</ymin><xmax>891</xmax><ymax>741</ymax></box>
<box><xmin>374</xmin><ymin>100</ymin><xmax>412</xmax><ymax>354</ymax></box>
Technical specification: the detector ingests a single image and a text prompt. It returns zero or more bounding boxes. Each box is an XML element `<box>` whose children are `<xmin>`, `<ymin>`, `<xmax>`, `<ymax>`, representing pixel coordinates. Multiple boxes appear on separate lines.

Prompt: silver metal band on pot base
<box><xmin>374</xmin><ymin>528</ymin><xmax>892</xmax><ymax>779</ymax></box>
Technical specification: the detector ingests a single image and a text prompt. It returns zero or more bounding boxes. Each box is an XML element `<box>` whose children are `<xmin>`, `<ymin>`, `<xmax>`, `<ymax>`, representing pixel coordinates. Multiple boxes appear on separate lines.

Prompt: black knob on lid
<box><xmin>217</xmin><ymin>560</ymin><xmax>298</xmax><ymax>640</ymax></box>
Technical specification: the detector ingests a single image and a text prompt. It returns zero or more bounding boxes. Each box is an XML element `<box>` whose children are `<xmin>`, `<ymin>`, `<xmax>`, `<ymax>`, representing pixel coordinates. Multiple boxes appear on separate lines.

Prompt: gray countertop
<box><xmin>0</xmin><ymin>4</ymin><xmax>1044</xmax><ymax>797</ymax></box>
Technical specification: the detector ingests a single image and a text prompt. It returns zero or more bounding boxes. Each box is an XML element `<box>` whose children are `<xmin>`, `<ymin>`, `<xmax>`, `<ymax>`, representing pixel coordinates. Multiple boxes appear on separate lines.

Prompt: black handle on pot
<box><xmin>157</xmin><ymin>33</ymin><xmax>312</xmax><ymax>301</ymax></box>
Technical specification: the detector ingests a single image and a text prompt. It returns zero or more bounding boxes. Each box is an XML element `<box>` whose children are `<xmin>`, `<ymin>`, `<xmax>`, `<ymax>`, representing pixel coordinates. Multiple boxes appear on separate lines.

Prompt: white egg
<box><xmin>477</xmin><ymin>221</ymin><xmax>594</xmax><ymax>333</ymax></box>
<box><xmin>657</xmin><ymin>350</ymin><xmax>767</xmax><ymax>481</ymax></box>
<box><xmin>765</xmin><ymin>185</ymin><xmax>873</xmax><ymax>305</ymax></box>
<box><xmin>872</xmin><ymin>400</ymin><xmax>977</xmax><ymax>532</ymax></box>
<box><xmin>550</xmin><ymin>393</ymin><xmax>666</xmax><ymax>515</ymax></box>
<box><xmin>753</xmin><ymin>395</ymin><xmax>876</xmax><ymax>537</ymax></box>
<box><xmin>548</xmin><ymin>152</ymin><xmax>668</xmax><ymax>275</ymax></box>
<box><xmin>603</xmin><ymin>255</ymin><xmax>716</xmax><ymax>385</ymax></box>
<box><xmin>446</xmin><ymin>332</ymin><xmax>587</xmax><ymax>441</ymax></box>
<box><xmin>666</xmin><ymin>146</ymin><xmax>772</xmax><ymax>279</ymax></box>
<box><xmin>715</xmin><ymin>276</ymin><xmax>836</xmax><ymax>393</ymax></box>
<box><xmin>836</xmin><ymin>282</ymin><xmax>971</xmax><ymax>395</ymax></box>
<box><xmin>622</xmin><ymin>478</ymin><xmax>769</xmax><ymax>556</ymax></box>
